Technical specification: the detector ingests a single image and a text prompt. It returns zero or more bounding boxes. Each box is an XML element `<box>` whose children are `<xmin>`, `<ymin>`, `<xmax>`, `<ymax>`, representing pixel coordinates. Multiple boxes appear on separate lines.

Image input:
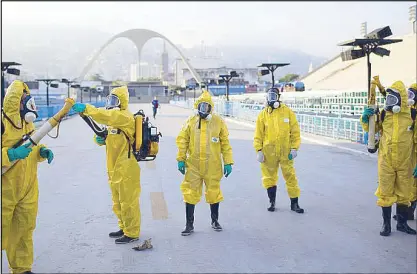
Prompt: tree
<box><xmin>279</xmin><ymin>74</ymin><xmax>299</xmax><ymax>83</ymax></box>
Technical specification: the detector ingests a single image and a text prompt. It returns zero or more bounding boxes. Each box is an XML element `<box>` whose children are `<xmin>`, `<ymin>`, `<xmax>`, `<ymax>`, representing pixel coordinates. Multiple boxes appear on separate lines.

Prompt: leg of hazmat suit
<box><xmin>254</xmin><ymin>104</ymin><xmax>302</xmax><ymax>211</ymax></box>
<box><xmin>176</xmin><ymin>91</ymin><xmax>233</xmax><ymax>231</ymax></box>
<box><xmin>83</xmin><ymin>86</ymin><xmax>141</xmax><ymax>240</ymax></box>
<box><xmin>409</xmin><ymin>136</ymin><xmax>417</xmax><ymax>220</ymax></box>
<box><xmin>2</xmin><ymin>80</ymin><xmax>47</xmax><ymax>273</ymax></box>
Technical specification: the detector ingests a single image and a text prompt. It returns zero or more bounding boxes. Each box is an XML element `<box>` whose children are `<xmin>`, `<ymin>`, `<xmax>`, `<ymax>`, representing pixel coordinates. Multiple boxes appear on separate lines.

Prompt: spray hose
<box><xmin>79</xmin><ymin>113</ymin><xmax>108</xmax><ymax>138</ymax></box>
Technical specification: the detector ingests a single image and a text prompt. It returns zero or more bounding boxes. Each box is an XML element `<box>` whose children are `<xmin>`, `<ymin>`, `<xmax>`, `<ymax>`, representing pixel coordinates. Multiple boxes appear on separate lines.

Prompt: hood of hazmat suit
<box><xmin>253</xmin><ymin>103</ymin><xmax>302</xmax><ymax>197</ymax></box>
<box><xmin>84</xmin><ymin>86</ymin><xmax>141</xmax><ymax>238</ymax></box>
<box><xmin>2</xmin><ymin>80</ymin><xmax>46</xmax><ymax>273</ymax></box>
<box><xmin>176</xmin><ymin>91</ymin><xmax>233</xmax><ymax>205</ymax></box>
<box><xmin>369</xmin><ymin>81</ymin><xmax>413</xmax><ymax>207</ymax></box>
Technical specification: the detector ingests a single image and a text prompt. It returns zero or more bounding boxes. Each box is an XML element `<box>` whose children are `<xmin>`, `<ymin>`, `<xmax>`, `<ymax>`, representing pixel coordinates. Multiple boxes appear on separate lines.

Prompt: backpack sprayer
<box><xmin>79</xmin><ymin>109</ymin><xmax>162</xmax><ymax>162</ymax></box>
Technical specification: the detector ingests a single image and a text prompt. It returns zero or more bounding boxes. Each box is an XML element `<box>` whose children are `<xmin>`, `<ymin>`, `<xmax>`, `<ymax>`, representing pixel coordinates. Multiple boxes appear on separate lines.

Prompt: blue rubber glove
<box><xmin>414</xmin><ymin>164</ymin><xmax>417</xmax><ymax>178</ymax></box>
<box><xmin>361</xmin><ymin>107</ymin><xmax>375</xmax><ymax>124</ymax></box>
<box><xmin>288</xmin><ymin>149</ymin><xmax>298</xmax><ymax>160</ymax></box>
<box><xmin>40</xmin><ymin>147</ymin><xmax>54</xmax><ymax>164</ymax></box>
<box><xmin>95</xmin><ymin>136</ymin><xmax>106</xmax><ymax>145</ymax></box>
<box><xmin>178</xmin><ymin>161</ymin><xmax>185</xmax><ymax>175</ymax></box>
<box><xmin>224</xmin><ymin>164</ymin><xmax>232</xmax><ymax>178</ymax></box>
<box><xmin>7</xmin><ymin>143</ymin><xmax>32</xmax><ymax>161</ymax></box>
<box><xmin>72</xmin><ymin>103</ymin><xmax>86</xmax><ymax>113</ymax></box>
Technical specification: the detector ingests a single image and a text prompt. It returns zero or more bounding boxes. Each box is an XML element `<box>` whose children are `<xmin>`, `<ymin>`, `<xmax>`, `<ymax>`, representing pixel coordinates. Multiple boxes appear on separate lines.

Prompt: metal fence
<box><xmin>170</xmin><ymin>99</ymin><xmax>365</xmax><ymax>144</ymax></box>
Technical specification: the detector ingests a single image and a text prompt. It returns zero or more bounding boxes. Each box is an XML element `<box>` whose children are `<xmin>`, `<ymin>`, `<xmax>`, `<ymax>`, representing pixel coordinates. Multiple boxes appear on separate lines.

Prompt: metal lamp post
<box><xmin>61</xmin><ymin>78</ymin><xmax>77</xmax><ymax>98</ymax></box>
<box><xmin>257</xmin><ymin>63</ymin><xmax>290</xmax><ymax>88</ymax></box>
<box><xmin>219</xmin><ymin>71</ymin><xmax>239</xmax><ymax>101</ymax></box>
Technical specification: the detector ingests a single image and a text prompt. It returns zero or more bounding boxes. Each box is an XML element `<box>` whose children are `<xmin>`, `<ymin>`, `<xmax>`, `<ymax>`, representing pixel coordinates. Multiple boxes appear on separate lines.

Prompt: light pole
<box><xmin>338</xmin><ymin>25</ymin><xmax>402</xmax><ymax>153</ymax></box>
<box><xmin>35</xmin><ymin>78</ymin><xmax>59</xmax><ymax>107</ymax></box>
<box><xmin>219</xmin><ymin>71</ymin><xmax>238</xmax><ymax>101</ymax></box>
<box><xmin>2</xmin><ymin>62</ymin><xmax>21</xmax><ymax>105</ymax></box>
<box><xmin>61</xmin><ymin>78</ymin><xmax>77</xmax><ymax>98</ymax></box>
<box><xmin>79</xmin><ymin>87</ymin><xmax>90</xmax><ymax>103</ymax></box>
<box><xmin>257</xmin><ymin>63</ymin><xmax>290</xmax><ymax>88</ymax></box>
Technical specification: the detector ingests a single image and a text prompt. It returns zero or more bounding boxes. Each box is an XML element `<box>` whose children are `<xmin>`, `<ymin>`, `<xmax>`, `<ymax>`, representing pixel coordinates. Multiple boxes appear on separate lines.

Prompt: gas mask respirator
<box><xmin>266</xmin><ymin>88</ymin><xmax>280</xmax><ymax>109</ymax></box>
<box><xmin>105</xmin><ymin>94</ymin><xmax>121</xmax><ymax>110</ymax></box>
<box><xmin>20</xmin><ymin>95</ymin><xmax>38</xmax><ymax>123</ymax></box>
<box><xmin>196</xmin><ymin>102</ymin><xmax>212</xmax><ymax>120</ymax></box>
<box><xmin>384</xmin><ymin>88</ymin><xmax>401</xmax><ymax>113</ymax></box>
<box><xmin>407</xmin><ymin>88</ymin><xmax>416</xmax><ymax>106</ymax></box>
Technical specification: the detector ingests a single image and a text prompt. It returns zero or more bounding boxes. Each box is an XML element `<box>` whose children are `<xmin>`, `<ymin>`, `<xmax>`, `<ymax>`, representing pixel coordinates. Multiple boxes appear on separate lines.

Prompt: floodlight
<box><xmin>373</xmin><ymin>47</ymin><xmax>390</xmax><ymax>57</ymax></box>
<box><xmin>365</xmin><ymin>26</ymin><xmax>392</xmax><ymax>40</ymax></box>
<box><xmin>6</xmin><ymin>68</ymin><xmax>20</xmax><ymax>76</ymax></box>
<box><xmin>258</xmin><ymin>69</ymin><xmax>270</xmax><ymax>76</ymax></box>
<box><xmin>340</xmin><ymin>49</ymin><xmax>366</xmax><ymax>61</ymax></box>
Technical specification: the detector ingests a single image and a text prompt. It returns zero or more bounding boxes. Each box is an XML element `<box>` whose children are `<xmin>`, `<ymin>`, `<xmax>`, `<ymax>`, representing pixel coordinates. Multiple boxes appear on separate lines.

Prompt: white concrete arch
<box><xmin>77</xmin><ymin>28</ymin><xmax>202</xmax><ymax>84</ymax></box>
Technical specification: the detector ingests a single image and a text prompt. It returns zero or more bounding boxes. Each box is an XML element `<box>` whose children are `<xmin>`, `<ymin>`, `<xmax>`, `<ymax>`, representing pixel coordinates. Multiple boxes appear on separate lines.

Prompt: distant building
<box><xmin>130</xmin><ymin>63</ymin><xmax>139</xmax><ymax>81</ymax></box>
<box><xmin>161</xmin><ymin>41</ymin><xmax>169</xmax><ymax>81</ymax></box>
<box><xmin>182</xmin><ymin>66</ymin><xmax>259</xmax><ymax>85</ymax></box>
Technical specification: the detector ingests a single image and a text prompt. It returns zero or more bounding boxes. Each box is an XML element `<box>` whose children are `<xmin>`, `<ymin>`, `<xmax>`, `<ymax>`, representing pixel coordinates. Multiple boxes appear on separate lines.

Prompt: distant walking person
<box><xmin>151</xmin><ymin>97</ymin><xmax>159</xmax><ymax>119</ymax></box>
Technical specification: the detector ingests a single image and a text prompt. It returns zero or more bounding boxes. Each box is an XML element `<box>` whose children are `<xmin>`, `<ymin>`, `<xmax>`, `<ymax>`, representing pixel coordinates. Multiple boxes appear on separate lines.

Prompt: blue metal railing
<box><xmin>170</xmin><ymin>99</ymin><xmax>366</xmax><ymax>144</ymax></box>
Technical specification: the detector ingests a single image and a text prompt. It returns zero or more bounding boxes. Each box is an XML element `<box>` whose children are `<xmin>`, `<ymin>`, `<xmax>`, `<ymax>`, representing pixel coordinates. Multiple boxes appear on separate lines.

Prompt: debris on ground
<box><xmin>132</xmin><ymin>238</ymin><xmax>153</xmax><ymax>251</ymax></box>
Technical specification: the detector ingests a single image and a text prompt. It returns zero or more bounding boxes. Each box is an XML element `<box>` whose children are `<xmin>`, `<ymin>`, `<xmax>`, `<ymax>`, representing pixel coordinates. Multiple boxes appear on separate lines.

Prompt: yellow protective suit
<box><xmin>410</xmin><ymin>82</ymin><xmax>417</xmax><ymax>202</ymax></box>
<box><xmin>83</xmin><ymin>86</ymin><xmax>141</xmax><ymax>238</ymax></box>
<box><xmin>253</xmin><ymin>103</ymin><xmax>301</xmax><ymax>198</ymax></box>
<box><xmin>176</xmin><ymin>91</ymin><xmax>233</xmax><ymax>205</ymax></box>
<box><xmin>361</xmin><ymin>81</ymin><xmax>413</xmax><ymax>207</ymax></box>
<box><xmin>1</xmin><ymin>80</ymin><xmax>46</xmax><ymax>273</ymax></box>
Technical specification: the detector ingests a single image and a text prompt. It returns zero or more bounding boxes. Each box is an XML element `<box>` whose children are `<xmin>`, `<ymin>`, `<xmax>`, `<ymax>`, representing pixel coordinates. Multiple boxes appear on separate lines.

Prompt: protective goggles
<box><xmin>385</xmin><ymin>88</ymin><xmax>401</xmax><ymax>107</ymax></box>
<box><xmin>197</xmin><ymin>102</ymin><xmax>211</xmax><ymax>115</ymax></box>
<box><xmin>105</xmin><ymin>94</ymin><xmax>120</xmax><ymax>109</ymax></box>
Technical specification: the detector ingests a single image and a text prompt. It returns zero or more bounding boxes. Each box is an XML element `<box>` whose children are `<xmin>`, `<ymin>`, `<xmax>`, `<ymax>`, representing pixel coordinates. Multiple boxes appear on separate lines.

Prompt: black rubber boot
<box><xmin>408</xmin><ymin>200</ymin><xmax>416</xmax><ymax>220</ymax></box>
<box><xmin>115</xmin><ymin>235</ymin><xmax>139</xmax><ymax>244</ymax></box>
<box><xmin>396</xmin><ymin>204</ymin><xmax>417</xmax><ymax>235</ymax></box>
<box><xmin>109</xmin><ymin>229</ymin><xmax>124</xmax><ymax>238</ymax></box>
<box><xmin>210</xmin><ymin>203</ymin><xmax>222</xmax><ymax>231</ymax></box>
<box><xmin>380</xmin><ymin>206</ymin><xmax>392</xmax><ymax>236</ymax></box>
<box><xmin>181</xmin><ymin>203</ymin><xmax>195</xmax><ymax>236</ymax></box>
<box><xmin>290</xmin><ymin>197</ymin><xmax>304</xmax><ymax>213</ymax></box>
<box><xmin>267</xmin><ymin>186</ymin><xmax>277</xmax><ymax>212</ymax></box>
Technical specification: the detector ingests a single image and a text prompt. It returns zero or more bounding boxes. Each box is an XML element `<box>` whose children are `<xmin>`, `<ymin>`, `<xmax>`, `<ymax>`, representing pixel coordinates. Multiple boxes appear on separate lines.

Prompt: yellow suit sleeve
<box><xmin>289</xmin><ymin>109</ymin><xmax>301</xmax><ymax>150</ymax></box>
<box><xmin>219</xmin><ymin>119</ymin><xmax>233</xmax><ymax>165</ymax></box>
<box><xmin>253</xmin><ymin>112</ymin><xmax>264</xmax><ymax>152</ymax></box>
<box><xmin>84</xmin><ymin>105</ymin><xmax>132</xmax><ymax>133</ymax></box>
<box><xmin>176</xmin><ymin>118</ymin><xmax>190</xmax><ymax>162</ymax></box>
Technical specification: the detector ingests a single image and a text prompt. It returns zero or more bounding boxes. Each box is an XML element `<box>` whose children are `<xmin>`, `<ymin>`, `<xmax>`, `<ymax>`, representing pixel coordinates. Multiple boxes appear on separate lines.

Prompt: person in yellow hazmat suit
<box><xmin>253</xmin><ymin>87</ymin><xmax>304</xmax><ymax>214</ymax></box>
<box><xmin>408</xmin><ymin>83</ymin><xmax>417</xmax><ymax>220</ymax></box>
<box><xmin>392</xmin><ymin>82</ymin><xmax>417</xmax><ymax>221</ymax></box>
<box><xmin>2</xmin><ymin>80</ymin><xmax>54</xmax><ymax>274</ymax></box>
<box><xmin>176</xmin><ymin>90</ymin><xmax>233</xmax><ymax>236</ymax></box>
<box><xmin>361</xmin><ymin>80</ymin><xmax>416</xmax><ymax>237</ymax></box>
<box><xmin>72</xmin><ymin>86</ymin><xmax>141</xmax><ymax>244</ymax></box>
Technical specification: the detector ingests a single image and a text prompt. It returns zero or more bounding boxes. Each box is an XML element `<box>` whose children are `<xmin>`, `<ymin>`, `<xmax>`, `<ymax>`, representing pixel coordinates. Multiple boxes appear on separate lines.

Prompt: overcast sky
<box><xmin>2</xmin><ymin>1</ymin><xmax>415</xmax><ymax>58</ymax></box>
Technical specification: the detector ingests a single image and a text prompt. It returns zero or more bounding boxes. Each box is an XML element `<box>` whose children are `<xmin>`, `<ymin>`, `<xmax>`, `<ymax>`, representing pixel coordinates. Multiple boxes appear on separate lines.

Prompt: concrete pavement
<box><xmin>2</xmin><ymin>103</ymin><xmax>416</xmax><ymax>273</ymax></box>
